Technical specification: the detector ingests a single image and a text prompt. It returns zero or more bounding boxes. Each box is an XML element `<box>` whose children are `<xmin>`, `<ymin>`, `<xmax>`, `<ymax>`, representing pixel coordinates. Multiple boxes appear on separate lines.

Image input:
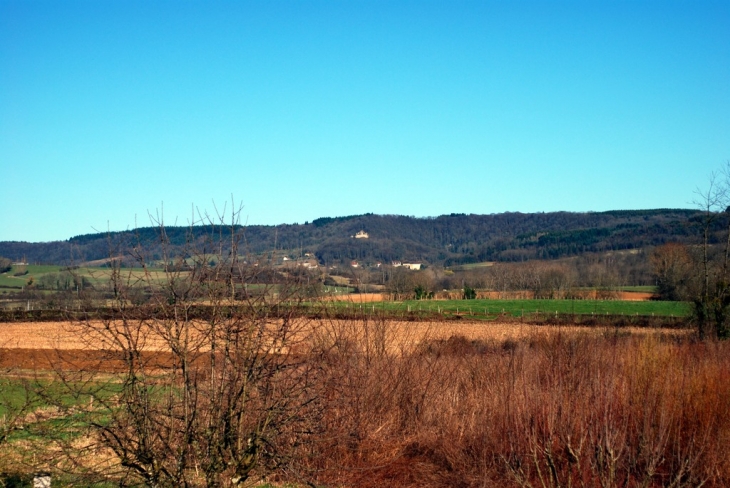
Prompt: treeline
<box><xmin>361</xmin><ymin>250</ymin><xmax>653</xmax><ymax>300</ymax></box>
<box><xmin>0</xmin><ymin>209</ymin><xmax>710</xmax><ymax>267</ymax></box>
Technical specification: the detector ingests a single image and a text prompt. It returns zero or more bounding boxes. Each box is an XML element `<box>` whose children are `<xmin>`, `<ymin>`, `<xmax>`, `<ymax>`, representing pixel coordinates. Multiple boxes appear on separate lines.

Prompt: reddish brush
<box><xmin>305</xmin><ymin>326</ymin><xmax>730</xmax><ymax>487</ymax></box>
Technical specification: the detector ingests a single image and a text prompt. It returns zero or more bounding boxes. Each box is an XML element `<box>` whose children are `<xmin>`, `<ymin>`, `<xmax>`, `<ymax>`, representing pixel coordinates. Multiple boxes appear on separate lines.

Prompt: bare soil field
<box><xmin>325</xmin><ymin>292</ymin><xmax>385</xmax><ymax>302</ymax></box>
<box><xmin>473</xmin><ymin>290</ymin><xmax>655</xmax><ymax>300</ymax></box>
<box><xmin>327</xmin><ymin>290</ymin><xmax>655</xmax><ymax>302</ymax></box>
<box><xmin>0</xmin><ymin>319</ymin><xmax>689</xmax><ymax>372</ymax></box>
<box><xmin>0</xmin><ymin>348</ymin><xmax>177</xmax><ymax>372</ymax></box>
<box><xmin>615</xmin><ymin>291</ymin><xmax>655</xmax><ymax>300</ymax></box>
<box><xmin>0</xmin><ymin>321</ymin><xmax>174</xmax><ymax>351</ymax></box>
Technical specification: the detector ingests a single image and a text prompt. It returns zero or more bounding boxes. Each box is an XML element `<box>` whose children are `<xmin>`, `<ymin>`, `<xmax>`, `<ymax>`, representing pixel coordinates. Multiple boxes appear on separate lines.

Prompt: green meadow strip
<box><xmin>323</xmin><ymin>298</ymin><xmax>691</xmax><ymax>318</ymax></box>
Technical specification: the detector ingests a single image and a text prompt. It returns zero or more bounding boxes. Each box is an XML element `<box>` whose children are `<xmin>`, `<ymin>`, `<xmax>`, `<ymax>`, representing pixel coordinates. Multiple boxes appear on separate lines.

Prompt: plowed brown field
<box><xmin>325</xmin><ymin>291</ymin><xmax>655</xmax><ymax>302</ymax></box>
<box><xmin>325</xmin><ymin>293</ymin><xmax>385</xmax><ymax>302</ymax></box>
<box><xmin>0</xmin><ymin>320</ymin><xmax>688</xmax><ymax>373</ymax></box>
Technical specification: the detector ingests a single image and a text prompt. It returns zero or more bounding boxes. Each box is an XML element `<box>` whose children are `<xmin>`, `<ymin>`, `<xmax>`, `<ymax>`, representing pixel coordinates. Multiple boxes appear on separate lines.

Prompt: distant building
<box><xmin>353</xmin><ymin>230</ymin><xmax>369</xmax><ymax>239</ymax></box>
<box><xmin>351</xmin><ymin>261</ymin><xmax>360</xmax><ymax>268</ymax></box>
<box><xmin>403</xmin><ymin>263</ymin><xmax>422</xmax><ymax>270</ymax></box>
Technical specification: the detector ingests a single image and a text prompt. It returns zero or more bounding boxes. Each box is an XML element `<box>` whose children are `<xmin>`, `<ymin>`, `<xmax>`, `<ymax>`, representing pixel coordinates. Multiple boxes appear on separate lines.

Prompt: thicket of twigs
<box><xmin>297</xmin><ymin>321</ymin><xmax>730</xmax><ymax>488</ymax></box>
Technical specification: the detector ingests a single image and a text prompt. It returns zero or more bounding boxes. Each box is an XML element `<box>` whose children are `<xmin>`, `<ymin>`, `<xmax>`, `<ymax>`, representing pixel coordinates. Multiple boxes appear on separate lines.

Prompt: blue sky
<box><xmin>1</xmin><ymin>0</ymin><xmax>728</xmax><ymax>242</ymax></box>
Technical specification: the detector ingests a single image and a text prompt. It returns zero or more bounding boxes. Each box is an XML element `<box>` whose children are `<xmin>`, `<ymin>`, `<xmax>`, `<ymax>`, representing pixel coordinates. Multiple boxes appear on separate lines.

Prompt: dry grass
<box><xmin>0</xmin><ymin>319</ymin><xmax>725</xmax><ymax>487</ymax></box>
<box><xmin>302</xmin><ymin>323</ymin><xmax>730</xmax><ymax>487</ymax></box>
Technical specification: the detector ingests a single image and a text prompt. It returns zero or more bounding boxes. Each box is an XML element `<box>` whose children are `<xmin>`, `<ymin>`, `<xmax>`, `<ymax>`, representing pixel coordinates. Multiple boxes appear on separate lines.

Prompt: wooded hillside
<box><xmin>0</xmin><ymin>209</ymin><xmax>710</xmax><ymax>266</ymax></box>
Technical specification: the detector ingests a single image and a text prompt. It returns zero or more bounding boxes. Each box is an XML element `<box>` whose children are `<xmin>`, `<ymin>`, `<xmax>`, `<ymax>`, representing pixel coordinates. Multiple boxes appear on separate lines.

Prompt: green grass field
<box><xmin>0</xmin><ymin>377</ymin><xmax>114</xmax><ymax>418</ymax></box>
<box><xmin>0</xmin><ymin>380</ymin><xmax>33</xmax><ymax>418</ymax></box>
<box><xmin>0</xmin><ymin>265</ymin><xmax>62</xmax><ymax>288</ymax></box>
<box><xmin>324</xmin><ymin>298</ymin><xmax>691</xmax><ymax>318</ymax></box>
<box><xmin>0</xmin><ymin>265</ymin><xmax>173</xmax><ymax>290</ymax></box>
<box><xmin>0</xmin><ymin>376</ymin><xmax>122</xmax><ymax>486</ymax></box>
<box><xmin>399</xmin><ymin>298</ymin><xmax>690</xmax><ymax>317</ymax></box>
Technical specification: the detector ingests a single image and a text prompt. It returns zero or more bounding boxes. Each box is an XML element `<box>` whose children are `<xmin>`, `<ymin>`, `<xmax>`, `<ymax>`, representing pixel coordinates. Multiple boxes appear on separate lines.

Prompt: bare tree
<box><xmin>692</xmin><ymin>164</ymin><xmax>730</xmax><ymax>339</ymax></box>
<box><xmin>384</xmin><ymin>267</ymin><xmax>414</xmax><ymax>301</ymax></box>
<box><xmin>650</xmin><ymin>243</ymin><xmax>693</xmax><ymax>301</ymax></box>
<box><xmin>49</xmin><ymin>203</ymin><xmax>326</xmax><ymax>486</ymax></box>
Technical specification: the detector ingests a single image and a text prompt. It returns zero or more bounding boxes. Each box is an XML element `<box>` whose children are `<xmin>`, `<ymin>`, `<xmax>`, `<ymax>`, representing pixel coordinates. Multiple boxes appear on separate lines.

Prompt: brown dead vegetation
<box><xmin>303</xmin><ymin>323</ymin><xmax>730</xmax><ymax>487</ymax></box>
<box><xmin>0</xmin><ymin>319</ymin><xmax>726</xmax><ymax>487</ymax></box>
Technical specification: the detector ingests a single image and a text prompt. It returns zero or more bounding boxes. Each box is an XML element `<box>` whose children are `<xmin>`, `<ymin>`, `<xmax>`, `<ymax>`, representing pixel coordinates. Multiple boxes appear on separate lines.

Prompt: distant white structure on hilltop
<box><xmin>391</xmin><ymin>261</ymin><xmax>422</xmax><ymax>270</ymax></box>
<box><xmin>352</xmin><ymin>230</ymin><xmax>369</xmax><ymax>239</ymax></box>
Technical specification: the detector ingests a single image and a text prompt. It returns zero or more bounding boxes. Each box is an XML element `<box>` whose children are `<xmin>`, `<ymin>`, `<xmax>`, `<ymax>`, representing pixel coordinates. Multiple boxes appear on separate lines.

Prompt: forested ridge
<box><xmin>0</xmin><ymin>209</ymin><xmax>711</xmax><ymax>266</ymax></box>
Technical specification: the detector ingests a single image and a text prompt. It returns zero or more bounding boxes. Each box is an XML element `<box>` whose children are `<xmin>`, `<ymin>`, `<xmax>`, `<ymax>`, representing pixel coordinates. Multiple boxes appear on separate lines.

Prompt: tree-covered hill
<box><xmin>0</xmin><ymin>209</ymin><xmax>710</xmax><ymax>266</ymax></box>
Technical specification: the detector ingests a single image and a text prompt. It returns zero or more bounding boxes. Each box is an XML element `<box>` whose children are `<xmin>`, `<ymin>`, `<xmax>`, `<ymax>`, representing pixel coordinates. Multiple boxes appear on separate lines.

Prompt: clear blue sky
<box><xmin>1</xmin><ymin>0</ymin><xmax>728</xmax><ymax>242</ymax></box>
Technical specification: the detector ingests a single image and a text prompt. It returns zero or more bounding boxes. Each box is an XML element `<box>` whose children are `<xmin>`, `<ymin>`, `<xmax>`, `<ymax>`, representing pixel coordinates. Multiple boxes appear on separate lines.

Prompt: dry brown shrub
<box><xmin>1</xmin><ymin>318</ymin><xmax>724</xmax><ymax>487</ymax></box>
<box><xmin>304</xmin><ymin>326</ymin><xmax>730</xmax><ymax>488</ymax></box>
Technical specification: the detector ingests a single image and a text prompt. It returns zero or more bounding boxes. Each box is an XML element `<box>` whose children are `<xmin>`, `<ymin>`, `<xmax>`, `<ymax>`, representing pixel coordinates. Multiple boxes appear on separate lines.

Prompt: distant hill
<box><xmin>0</xmin><ymin>209</ymin><xmax>713</xmax><ymax>266</ymax></box>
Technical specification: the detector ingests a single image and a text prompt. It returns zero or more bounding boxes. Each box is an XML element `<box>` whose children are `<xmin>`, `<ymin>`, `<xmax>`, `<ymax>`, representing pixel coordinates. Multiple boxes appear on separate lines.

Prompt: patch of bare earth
<box><xmin>0</xmin><ymin>319</ymin><xmax>689</xmax><ymax>371</ymax></box>
<box><xmin>324</xmin><ymin>292</ymin><xmax>385</xmax><ymax>302</ymax></box>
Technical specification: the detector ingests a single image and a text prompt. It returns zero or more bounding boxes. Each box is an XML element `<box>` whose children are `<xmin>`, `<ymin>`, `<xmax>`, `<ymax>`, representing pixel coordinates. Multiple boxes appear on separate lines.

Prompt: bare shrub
<box><xmin>42</xmin><ymin>205</ymin><xmax>330</xmax><ymax>487</ymax></box>
<box><xmin>306</xmin><ymin>329</ymin><xmax>730</xmax><ymax>487</ymax></box>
